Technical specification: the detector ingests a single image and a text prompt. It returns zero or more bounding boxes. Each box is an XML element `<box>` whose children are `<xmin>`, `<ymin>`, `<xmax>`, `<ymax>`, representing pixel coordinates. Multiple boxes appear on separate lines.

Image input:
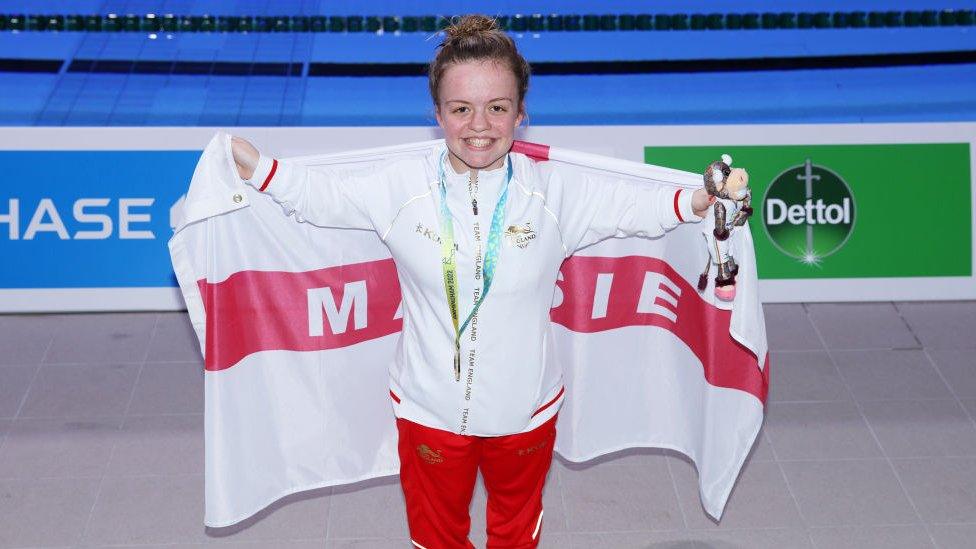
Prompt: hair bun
<box><xmin>445</xmin><ymin>15</ymin><xmax>498</xmax><ymax>41</ymax></box>
<box><xmin>428</xmin><ymin>14</ymin><xmax>531</xmax><ymax>107</ymax></box>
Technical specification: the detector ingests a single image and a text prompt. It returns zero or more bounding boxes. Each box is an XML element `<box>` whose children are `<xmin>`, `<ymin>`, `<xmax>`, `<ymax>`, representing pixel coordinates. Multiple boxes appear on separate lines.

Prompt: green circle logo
<box><xmin>762</xmin><ymin>159</ymin><xmax>855</xmax><ymax>266</ymax></box>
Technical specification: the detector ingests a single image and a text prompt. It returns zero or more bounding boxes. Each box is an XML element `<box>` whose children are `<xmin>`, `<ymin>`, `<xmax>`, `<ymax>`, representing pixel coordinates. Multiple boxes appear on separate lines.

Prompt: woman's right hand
<box><xmin>231</xmin><ymin>136</ymin><xmax>260</xmax><ymax>180</ymax></box>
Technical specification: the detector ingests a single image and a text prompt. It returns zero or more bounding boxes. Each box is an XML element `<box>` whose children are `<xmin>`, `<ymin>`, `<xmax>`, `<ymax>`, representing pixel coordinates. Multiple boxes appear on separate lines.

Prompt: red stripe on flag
<box><xmin>390</xmin><ymin>390</ymin><xmax>401</xmax><ymax>404</ymax></box>
<box><xmin>199</xmin><ymin>255</ymin><xmax>767</xmax><ymax>403</ymax></box>
<box><xmin>512</xmin><ymin>140</ymin><xmax>550</xmax><ymax>161</ymax></box>
<box><xmin>198</xmin><ymin>258</ymin><xmax>402</xmax><ymax>371</ymax></box>
<box><xmin>549</xmin><ymin>255</ymin><xmax>767</xmax><ymax>403</ymax></box>
<box><xmin>531</xmin><ymin>386</ymin><xmax>565</xmax><ymax>418</ymax></box>
<box><xmin>259</xmin><ymin>158</ymin><xmax>278</xmax><ymax>192</ymax></box>
<box><xmin>673</xmin><ymin>189</ymin><xmax>684</xmax><ymax>222</ymax></box>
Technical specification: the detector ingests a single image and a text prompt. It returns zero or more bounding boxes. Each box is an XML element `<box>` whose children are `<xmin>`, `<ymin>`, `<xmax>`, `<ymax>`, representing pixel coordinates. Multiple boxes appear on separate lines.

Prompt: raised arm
<box><xmin>231</xmin><ymin>135</ymin><xmax>376</xmax><ymax>231</ymax></box>
<box><xmin>547</xmin><ymin>164</ymin><xmax>706</xmax><ymax>254</ymax></box>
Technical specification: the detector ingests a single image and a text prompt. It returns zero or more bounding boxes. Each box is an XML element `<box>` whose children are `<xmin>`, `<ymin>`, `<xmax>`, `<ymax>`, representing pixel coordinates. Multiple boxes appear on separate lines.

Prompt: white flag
<box><xmin>169</xmin><ymin>132</ymin><xmax>768</xmax><ymax>528</ymax></box>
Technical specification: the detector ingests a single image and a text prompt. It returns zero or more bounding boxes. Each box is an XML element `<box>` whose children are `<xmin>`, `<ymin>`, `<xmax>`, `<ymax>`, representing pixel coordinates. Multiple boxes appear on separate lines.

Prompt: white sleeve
<box><xmin>243</xmin><ymin>153</ymin><xmax>379</xmax><ymax>231</ymax></box>
<box><xmin>550</xmin><ymin>166</ymin><xmax>703</xmax><ymax>254</ymax></box>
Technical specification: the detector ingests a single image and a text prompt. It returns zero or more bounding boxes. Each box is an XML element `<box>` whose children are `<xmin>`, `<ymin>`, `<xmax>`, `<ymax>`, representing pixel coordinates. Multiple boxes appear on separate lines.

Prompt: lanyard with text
<box><xmin>438</xmin><ymin>151</ymin><xmax>513</xmax><ymax>381</ymax></box>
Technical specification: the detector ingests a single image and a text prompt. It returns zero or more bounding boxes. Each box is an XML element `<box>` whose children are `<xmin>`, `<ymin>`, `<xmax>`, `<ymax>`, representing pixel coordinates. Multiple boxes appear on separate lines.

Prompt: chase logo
<box><xmin>0</xmin><ymin>198</ymin><xmax>155</xmax><ymax>240</ymax></box>
<box><xmin>762</xmin><ymin>158</ymin><xmax>855</xmax><ymax>266</ymax></box>
<box><xmin>0</xmin><ymin>149</ymin><xmax>199</xmax><ymax>288</ymax></box>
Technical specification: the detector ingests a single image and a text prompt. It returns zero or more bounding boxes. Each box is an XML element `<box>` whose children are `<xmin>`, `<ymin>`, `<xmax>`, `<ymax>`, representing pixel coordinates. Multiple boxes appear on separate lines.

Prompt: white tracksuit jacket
<box><xmin>245</xmin><ymin>142</ymin><xmax>702</xmax><ymax>437</ymax></box>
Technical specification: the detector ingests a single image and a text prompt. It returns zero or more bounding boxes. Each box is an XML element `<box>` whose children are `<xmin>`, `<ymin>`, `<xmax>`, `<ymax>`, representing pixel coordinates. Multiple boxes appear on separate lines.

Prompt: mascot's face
<box><xmin>435</xmin><ymin>59</ymin><xmax>525</xmax><ymax>173</ymax></box>
<box><xmin>708</xmin><ymin>162</ymin><xmax>750</xmax><ymax>201</ymax></box>
<box><xmin>725</xmin><ymin>168</ymin><xmax>750</xmax><ymax>200</ymax></box>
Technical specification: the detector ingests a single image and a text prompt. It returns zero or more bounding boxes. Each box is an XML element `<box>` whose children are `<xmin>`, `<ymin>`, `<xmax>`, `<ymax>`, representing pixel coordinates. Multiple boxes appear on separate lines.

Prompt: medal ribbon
<box><xmin>438</xmin><ymin>150</ymin><xmax>513</xmax><ymax>381</ymax></box>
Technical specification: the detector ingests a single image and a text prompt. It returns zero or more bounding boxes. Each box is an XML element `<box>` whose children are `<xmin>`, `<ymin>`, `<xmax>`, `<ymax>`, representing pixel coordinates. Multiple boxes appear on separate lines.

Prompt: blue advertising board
<box><xmin>0</xmin><ymin>150</ymin><xmax>198</xmax><ymax>289</ymax></box>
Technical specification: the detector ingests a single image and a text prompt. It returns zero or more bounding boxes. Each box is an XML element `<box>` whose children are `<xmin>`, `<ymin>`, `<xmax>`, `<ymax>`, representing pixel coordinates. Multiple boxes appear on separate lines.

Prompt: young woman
<box><xmin>232</xmin><ymin>15</ymin><xmax>714</xmax><ymax>549</ymax></box>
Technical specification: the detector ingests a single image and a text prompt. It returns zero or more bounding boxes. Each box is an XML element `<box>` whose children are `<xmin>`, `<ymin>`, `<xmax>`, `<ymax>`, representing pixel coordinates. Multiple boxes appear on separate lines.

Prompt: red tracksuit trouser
<box><xmin>396</xmin><ymin>414</ymin><xmax>558</xmax><ymax>549</ymax></box>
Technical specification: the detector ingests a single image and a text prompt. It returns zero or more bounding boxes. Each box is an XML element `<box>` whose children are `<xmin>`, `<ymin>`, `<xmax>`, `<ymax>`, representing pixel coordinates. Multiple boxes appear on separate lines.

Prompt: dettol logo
<box><xmin>762</xmin><ymin>158</ymin><xmax>855</xmax><ymax>266</ymax></box>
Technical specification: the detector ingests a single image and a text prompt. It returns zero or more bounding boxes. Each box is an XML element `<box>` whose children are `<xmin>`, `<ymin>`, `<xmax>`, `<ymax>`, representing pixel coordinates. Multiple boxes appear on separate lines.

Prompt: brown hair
<box><xmin>427</xmin><ymin>15</ymin><xmax>531</xmax><ymax>110</ymax></box>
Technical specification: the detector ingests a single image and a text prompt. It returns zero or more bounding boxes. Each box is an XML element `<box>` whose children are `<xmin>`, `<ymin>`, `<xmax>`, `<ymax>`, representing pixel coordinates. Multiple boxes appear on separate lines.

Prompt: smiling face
<box><xmin>434</xmin><ymin>59</ymin><xmax>525</xmax><ymax>173</ymax></box>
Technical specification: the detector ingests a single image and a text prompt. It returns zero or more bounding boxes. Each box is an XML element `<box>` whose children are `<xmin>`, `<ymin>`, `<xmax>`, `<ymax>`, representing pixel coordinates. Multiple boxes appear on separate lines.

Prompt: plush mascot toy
<box><xmin>698</xmin><ymin>154</ymin><xmax>752</xmax><ymax>302</ymax></box>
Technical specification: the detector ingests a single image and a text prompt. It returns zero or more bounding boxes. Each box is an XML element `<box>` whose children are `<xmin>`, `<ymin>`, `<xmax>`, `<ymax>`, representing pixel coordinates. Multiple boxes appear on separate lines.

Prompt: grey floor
<box><xmin>1</xmin><ymin>302</ymin><xmax>974</xmax><ymax>548</ymax></box>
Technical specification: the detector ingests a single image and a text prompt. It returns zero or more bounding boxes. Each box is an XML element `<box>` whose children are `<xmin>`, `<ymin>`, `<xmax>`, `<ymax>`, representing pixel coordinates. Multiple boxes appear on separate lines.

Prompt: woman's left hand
<box><xmin>691</xmin><ymin>188</ymin><xmax>716</xmax><ymax>218</ymax></box>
